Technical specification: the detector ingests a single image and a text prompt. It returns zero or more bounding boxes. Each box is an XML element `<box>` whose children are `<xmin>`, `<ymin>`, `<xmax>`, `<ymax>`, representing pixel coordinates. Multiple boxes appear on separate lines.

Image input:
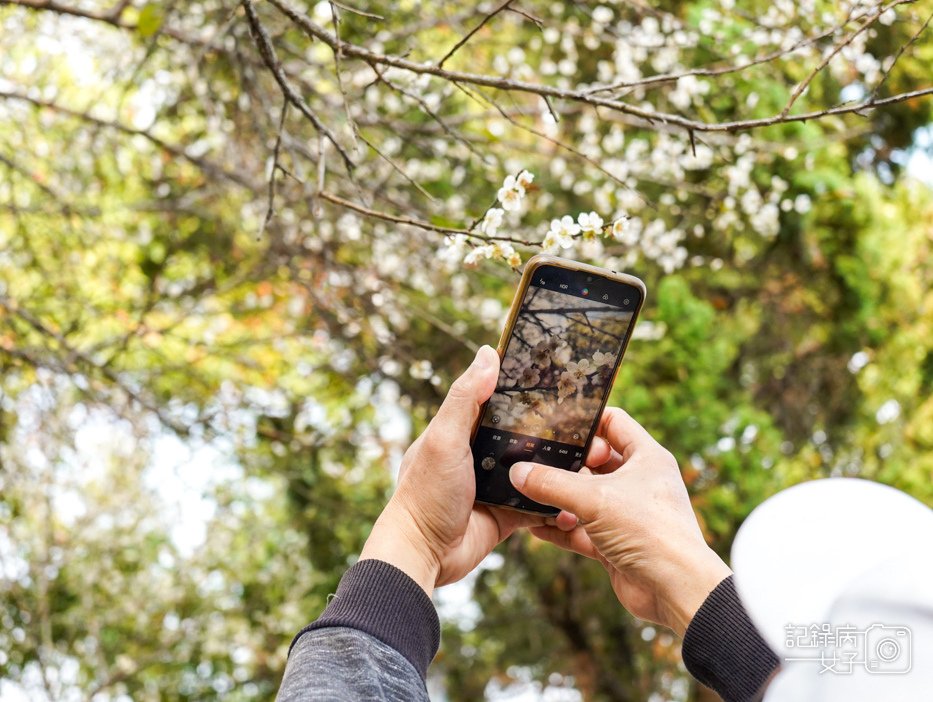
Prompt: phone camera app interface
<box><xmin>473</xmin><ymin>265</ymin><xmax>639</xmax><ymax>511</ymax></box>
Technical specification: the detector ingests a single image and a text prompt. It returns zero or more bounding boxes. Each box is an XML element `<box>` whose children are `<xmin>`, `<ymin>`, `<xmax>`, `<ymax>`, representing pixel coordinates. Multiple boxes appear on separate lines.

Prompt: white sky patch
<box><xmin>847</xmin><ymin>350</ymin><xmax>870</xmax><ymax>374</ymax></box>
<box><xmin>434</xmin><ymin>552</ymin><xmax>505</xmax><ymax>630</ymax></box>
<box><xmin>902</xmin><ymin>125</ymin><xmax>933</xmax><ymax>186</ymax></box>
<box><xmin>875</xmin><ymin>399</ymin><xmax>901</xmax><ymax>424</ymax></box>
<box><xmin>143</xmin><ymin>431</ymin><xmax>243</xmax><ymax>556</ymax></box>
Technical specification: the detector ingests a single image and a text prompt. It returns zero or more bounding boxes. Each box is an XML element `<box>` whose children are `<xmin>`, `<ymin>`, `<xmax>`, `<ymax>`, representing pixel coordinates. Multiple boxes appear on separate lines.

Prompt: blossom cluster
<box><xmin>556</xmin><ymin>351</ymin><xmax>616</xmax><ymax>403</ymax></box>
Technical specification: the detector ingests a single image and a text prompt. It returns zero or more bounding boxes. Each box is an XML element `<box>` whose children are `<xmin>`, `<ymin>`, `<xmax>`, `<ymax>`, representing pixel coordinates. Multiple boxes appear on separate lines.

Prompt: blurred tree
<box><xmin>1</xmin><ymin>0</ymin><xmax>931</xmax><ymax>699</ymax></box>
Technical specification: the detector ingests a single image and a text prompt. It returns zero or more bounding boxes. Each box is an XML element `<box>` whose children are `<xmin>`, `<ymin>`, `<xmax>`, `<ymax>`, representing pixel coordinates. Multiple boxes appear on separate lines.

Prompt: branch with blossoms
<box><xmin>3</xmin><ymin>0</ymin><xmax>932</xmax><ymax>282</ymax></box>
<box><xmin>441</xmin><ymin>167</ymin><xmax>642</xmax><ymax>271</ymax></box>
<box><xmin>262</xmin><ymin>0</ymin><xmax>931</xmax><ymax>134</ymax></box>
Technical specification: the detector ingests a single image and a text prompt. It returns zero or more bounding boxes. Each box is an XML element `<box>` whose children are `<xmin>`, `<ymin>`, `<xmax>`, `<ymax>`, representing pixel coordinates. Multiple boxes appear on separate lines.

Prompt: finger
<box><xmin>597</xmin><ymin>407</ymin><xmax>655</xmax><ymax>459</ymax></box>
<box><xmin>555</xmin><ymin>510</ymin><xmax>578</xmax><ymax>531</ymax></box>
<box><xmin>509</xmin><ymin>462</ymin><xmax>601</xmax><ymax>523</ymax></box>
<box><xmin>585</xmin><ymin>436</ymin><xmax>611</xmax><ymax>467</ymax></box>
<box><xmin>466</xmin><ymin>505</ymin><xmax>545</xmax><ymax>558</ymax></box>
<box><xmin>488</xmin><ymin>505</ymin><xmax>547</xmax><ymax>534</ymax></box>
<box><xmin>428</xmin><ymin>345</ymin><xmax>499</xmax><ymax>439</ymax></box>
<box><xmin>587</xmin><ymin>446</ymin><xmax>626</xmax><ymax>475</ymax></box>
<box><xmin>529</xmin><ymin>525</ymin><xmax>601</xmax><ymax>561</ymax></box>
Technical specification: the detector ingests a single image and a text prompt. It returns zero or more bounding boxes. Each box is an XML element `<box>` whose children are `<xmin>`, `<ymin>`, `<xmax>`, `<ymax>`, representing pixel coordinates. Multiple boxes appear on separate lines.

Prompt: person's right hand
<box><xmin>509</xmin><ymin>407</ymin><xmax>732</xmax><ymax>637</ymax></box>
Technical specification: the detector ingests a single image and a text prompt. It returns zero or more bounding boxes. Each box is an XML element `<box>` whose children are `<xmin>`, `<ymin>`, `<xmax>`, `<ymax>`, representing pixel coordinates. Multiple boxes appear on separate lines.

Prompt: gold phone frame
<box><xmin>471</xmin><ymin>253</ymin><xmax>647</xmax><ymax>515</ymax></box>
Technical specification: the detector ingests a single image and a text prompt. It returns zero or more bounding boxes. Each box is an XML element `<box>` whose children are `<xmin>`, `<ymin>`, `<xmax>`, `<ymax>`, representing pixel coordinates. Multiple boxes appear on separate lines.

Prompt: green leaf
<box><xmin>137</xmin><ymin>4</ymin><xmax>164</xmax><ymax>38</ymax></box>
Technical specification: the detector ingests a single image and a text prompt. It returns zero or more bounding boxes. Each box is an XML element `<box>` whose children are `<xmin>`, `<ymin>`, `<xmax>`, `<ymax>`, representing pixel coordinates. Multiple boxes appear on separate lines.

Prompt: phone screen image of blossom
<box><xmin>473</xmin><ymin>265</ymin><xmax>640</xmax><ymax>513</ymax></box>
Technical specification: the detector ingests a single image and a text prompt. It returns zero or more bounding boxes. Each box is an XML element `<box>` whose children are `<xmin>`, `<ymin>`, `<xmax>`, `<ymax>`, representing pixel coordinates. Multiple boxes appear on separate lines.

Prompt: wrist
<box><xmin>359</xmin><ymin>504</ymin><xmax>441</xmax><ymax>597</ymax></box>
<box><xmin>658</xmin><ymin>545</ymin><xmax>732</xmax><ymax>637</ymax></box>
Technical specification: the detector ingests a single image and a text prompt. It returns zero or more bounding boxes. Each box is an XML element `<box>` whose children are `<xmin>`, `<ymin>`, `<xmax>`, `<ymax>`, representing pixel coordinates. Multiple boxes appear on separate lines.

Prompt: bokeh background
<box><xmin>1</xmin><ymin>0</ymin><xmax>931</xmax><ymax>700</ymax></box>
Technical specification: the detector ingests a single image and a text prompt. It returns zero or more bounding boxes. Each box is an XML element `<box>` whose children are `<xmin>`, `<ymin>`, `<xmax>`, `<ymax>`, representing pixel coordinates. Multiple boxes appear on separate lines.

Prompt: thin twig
<box><xmin>318</xmin><ymin>191</ymin><xmax>535</xmax><ymax>244</ymax></box>
<box><xmin>0</xmin><ymin>0</ymin><xmax>233</xmax><ymax>53</ymax></box>
<box><xmin>357</xmin><ymin>132</ymin><xmax>437</xmax><ymax>202</ymax></box>
<box><xmin>329</xmin><ymin>0</ymin><xmax>382</xmax><ymax>19</ymax></box>
<box><xmin>329</xmin><ymin>1</ymin><xmax>360</xmax><ymax>151</ymax></box>
<box><xmin>506</xmin><ymin>6</ymin><xmax>543</xmax><ymax>28</ymax></box>
<box><xmin>541</xmin><ymin>94</ymin><xmax>559</xmax><ymax>123</ymax></box>
<box><xmin>584</xmin><ymin>2</ymin><xmax>874</xmax><ymax>96</ymax></box>
<box><xmin>438</xmin><ymin>0</ymin><xmax>517</xmax><ymax>68</ymax></box>
<box><xmin>871</xmin><ymin>7</ymin><xmax>933</xmax><ymax>99</ymax></box>
<box><xmin>370</xmin><ymin>65</ymin><xmax>487</xmax><ymax>162</ymax></box>
<box><xmin>0</xmin><ymin>89</ymin><xmax>256</xmax><ymax>189</ymax></box>
<box><xmin>259</xmin><ymin>102</ymin><xmax>288</xmax><ymax>239</ymax></box>
<box><xmin>781</xmin><ymin>0</ymin><xmax>906</xmax><ymax>118</ymax></box>
<box><xmin>0</xmin><ymin>296</ymin><xmax>192</xmax><ymax>436</ymax></box>
<box><xmin>266</xmin><ymin>0</ymin><xmax>933</xmax><ymax>134</ymax></box>
<box><xmin>241</xmin><ymin>0</ymin><xmax>355</xmax><ymax>172</ymax></box>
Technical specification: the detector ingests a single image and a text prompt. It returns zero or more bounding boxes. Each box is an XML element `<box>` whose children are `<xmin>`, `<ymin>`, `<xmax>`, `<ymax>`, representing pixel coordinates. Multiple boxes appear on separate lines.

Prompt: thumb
<box><xmin>430</xmin><ymin>345</ymin><xmax>499</xmax><ymax>438</ymax></box>
<box><xmin>510</xmin><ymin>462</ymin><xmax>599</xmax><ymax>523</ymax></box>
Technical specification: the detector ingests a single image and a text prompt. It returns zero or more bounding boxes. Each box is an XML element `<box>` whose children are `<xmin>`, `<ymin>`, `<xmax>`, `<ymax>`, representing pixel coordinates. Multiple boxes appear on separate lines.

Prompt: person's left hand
<box><xmin>359</xmin><ymin>345</ymin><xmax>546</xmax><ymax>595</ymax></box>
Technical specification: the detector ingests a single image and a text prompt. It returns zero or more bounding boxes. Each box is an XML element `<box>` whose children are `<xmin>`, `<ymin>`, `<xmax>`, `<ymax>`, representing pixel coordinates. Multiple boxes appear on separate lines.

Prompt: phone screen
<box><xmin>472</xmin><ymin>263</ymin><xmax>642</xmax><ymax>514</ymax></box>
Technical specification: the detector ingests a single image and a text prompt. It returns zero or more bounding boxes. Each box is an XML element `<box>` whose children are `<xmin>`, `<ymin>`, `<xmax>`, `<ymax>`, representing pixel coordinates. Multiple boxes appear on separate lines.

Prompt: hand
<box><xmin>509</xmin><ymin>407</ymin><xmax>732</xmax><ymax>636</ymax></box>
<box><xmin>360</xmin><ymin>345</ymin><xmax>545</xmax><ymax>596</ymax></box>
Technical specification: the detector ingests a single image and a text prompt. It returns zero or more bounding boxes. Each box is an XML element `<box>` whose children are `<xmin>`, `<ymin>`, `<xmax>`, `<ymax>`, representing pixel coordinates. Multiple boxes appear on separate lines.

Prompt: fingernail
<box><xmin>473</xmin><ymin>344</ymin><xmax>495</xmax><ymax>370</ymax></box>
<box><xmin>510</xmin><ymin>462</ymin><xmax>532</xmax><ymax>488</ymax></box>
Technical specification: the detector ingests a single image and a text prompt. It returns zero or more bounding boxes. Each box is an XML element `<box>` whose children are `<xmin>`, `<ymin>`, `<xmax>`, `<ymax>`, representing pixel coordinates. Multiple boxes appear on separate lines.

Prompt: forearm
<box><xmin>277</xmin><ymin>560</ymin><xmax>440</xmax><ymax>701</ymax></box>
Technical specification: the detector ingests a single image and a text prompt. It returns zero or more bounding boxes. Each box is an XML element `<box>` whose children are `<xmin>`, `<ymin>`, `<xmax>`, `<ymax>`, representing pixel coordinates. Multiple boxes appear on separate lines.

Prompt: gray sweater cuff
<box><xmin>682</xmin><ymin>575</ymin><xmax>780</xmax><ymax>702</ymax></box>
<box><xmin>289</xmin><ymin>559</ymin><xmax>441</xmax><ymax>680</ymax></box>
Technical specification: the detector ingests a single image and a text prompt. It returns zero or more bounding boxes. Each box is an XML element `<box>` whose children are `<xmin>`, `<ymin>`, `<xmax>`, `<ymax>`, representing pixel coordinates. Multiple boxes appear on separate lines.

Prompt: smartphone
<box><xmin>471</xmin><ymin>254</ymin><xmax>646</xmax><ymax>516</ymax></box>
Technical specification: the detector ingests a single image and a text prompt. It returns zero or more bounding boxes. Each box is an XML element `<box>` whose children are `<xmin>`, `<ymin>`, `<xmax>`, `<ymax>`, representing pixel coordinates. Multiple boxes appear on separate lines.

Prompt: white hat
<box><xmin>730</xmin><ymin>478</ymin><xmax>933</xmax><ymax>701</ymax></box>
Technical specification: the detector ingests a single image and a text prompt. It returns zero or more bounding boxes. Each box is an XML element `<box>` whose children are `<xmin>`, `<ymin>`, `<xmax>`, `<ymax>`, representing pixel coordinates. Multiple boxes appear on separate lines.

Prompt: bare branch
<box><xmin>329</xmin><ymin>0</ymin><xmax>382</xmax><ymax>20</ymax></box>
<box><xmin>781</xmin><ymin>0</ymin><xmax>907</xmax><ymax>118</ymax></box>
<box><xmin>258</xmin><ymin>102</ymin><xmax>289</xmax><ymax>240</ymax></box>
<box><xmin>318</xmin><ymin>191</ymin><xmax>535</xmax><ymax>245</ymax></box>
<box><xmin>266</xmin><ymin>0</ymin><xmax>933</xmax><ymax>134</ymax></box>
<box><xmin>240</xmin><ymin>0</ymin><xmax>355</xmax><ymax>173</ymax></box>
<box><xmin>438</xmin><ymin>0</ymin><xmax>517</xmax><ymax>68</ymax></box>
<box><xmin>0</xmin><ymin>296</ymin><xmax>192</xmax><ymax>436</ymax></box>
<box><xmin>584</xmin><ymin>3</ymin><xmax>876</xmax><ymax>96</ymax></box>
<box><xmin>871</xmin><ymin>7</ymin><xmax>933</xmax><ymax>99</ymax></box>
<box><xmin>0</xmin><ymin>90</ymin><xmax>257</xmax><ymax>189</ymax></box>
<box><xmin>328</xmin><ymin>1</ymin><xmax>360</xmax><ymax>151</ymax></box>
<box><xmin>0</xmin><ymin>0</ymin><xmax>231</xmax><ymax>52</ymax></box>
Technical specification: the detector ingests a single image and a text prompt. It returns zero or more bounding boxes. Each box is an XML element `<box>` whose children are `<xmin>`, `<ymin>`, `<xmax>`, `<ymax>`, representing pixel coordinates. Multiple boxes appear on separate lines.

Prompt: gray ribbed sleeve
<box><xmin>682</xmin><ymin>575</ymin><xmax>780</xmax><ymax>702</ymax></box>
<box><xmin>288</xmin><ymin>559</ymin><xmax>440</xmax><ymax>680</ymax></box>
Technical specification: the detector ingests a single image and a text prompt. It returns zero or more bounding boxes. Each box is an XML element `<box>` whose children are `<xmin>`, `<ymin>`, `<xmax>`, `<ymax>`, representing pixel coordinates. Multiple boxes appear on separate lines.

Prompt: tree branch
<box><xmin>317</xmin><ymin>190</ymin><xmax>534</xmax><ymax>244</ymax></box>
<box><xmin>258</xmin><ymin>101</ymin><xmax>289</xmax><ymax>239</ymax></box>
<box><xmin>0</xmin><ymin>89</ymin><xmax>257</xmax><ymax>189</ymax></box>
<box><xmin>266</xmin><ymin>0</ymin><xmax>933</xmax><ymax>133</ymax></box>
<box><xmin>438</xmin><ymin>0</ymin><xmax>517</xmax><ymax>68</ymax></box>
<box><xmin>240</xmin><ymin>0</ymin><xmax>355</xmax><ymax>173</ymax></box>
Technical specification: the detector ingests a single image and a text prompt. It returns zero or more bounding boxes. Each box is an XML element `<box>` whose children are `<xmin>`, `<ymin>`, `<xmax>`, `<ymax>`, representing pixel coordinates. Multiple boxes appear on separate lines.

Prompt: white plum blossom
<box><xmin>463</xmin><ymin>244</ymin><xmax>496</xmax><ymax>267</ymax></box>
<box><xmin>543</xmin><ymin>215</ymin><xmax>580</xmax><ymax>250</ymax></box>
<box><xmin>491</xmin><ymin>242</ymin><xmax>522</xmax><ymax>268</ymax></box>
<box><xmin>438</xmin><ymin>234</ymin><xmax>469</xmax><ymax>270</ymax></box>
<box><xmin>565</xmin><ymin>359</ymin><xmax>594</xmax><ymax>384</ymax></box>
<box><xmin>480</xmin><ymin>207</ymin><xmax>504</xmax><ymax>235</ymax></box>
<box><xmin>556</xmin><ymin>372</ymin><xmax>578</xmax><ymax>403</ymax></box>
<box><xmin>516</xmin><ymin>170</ymin><xmax>535</xmax><ymax>190</ymax></box>
<box><xmin>668</xmin><ymin>75</ymin><xmax>709</xmax><ymax>110</ymax></box>
<box><xmin>592</xmin><ymin>350</ymin><xmax>614</xmax><ymax>366</ymax></box>
<box><xmin>497</xmin><ymin>174</ymin><xmax>525</xmax><ymax>212</ymax></box>
<box><xmin>610</xmin><ymin>216</ymin><xmax>637</xmax><ymax>245</ymax></box>
<box><xmin>462</xmin><ymin>241</ymin><xmax>522</xmax><ymax>268</ymax></box>
<box><xmin>577</xmin><ymin>211</ymin><xmax>604</xmax><ymax>238</ymax></box>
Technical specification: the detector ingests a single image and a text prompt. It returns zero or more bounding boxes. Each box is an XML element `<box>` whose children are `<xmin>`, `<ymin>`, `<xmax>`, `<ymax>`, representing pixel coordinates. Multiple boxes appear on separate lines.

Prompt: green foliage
<box><xmin>1</xmin><ymin>1</ymin><xmax>932</xmax><ymax>700</ymax></box>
